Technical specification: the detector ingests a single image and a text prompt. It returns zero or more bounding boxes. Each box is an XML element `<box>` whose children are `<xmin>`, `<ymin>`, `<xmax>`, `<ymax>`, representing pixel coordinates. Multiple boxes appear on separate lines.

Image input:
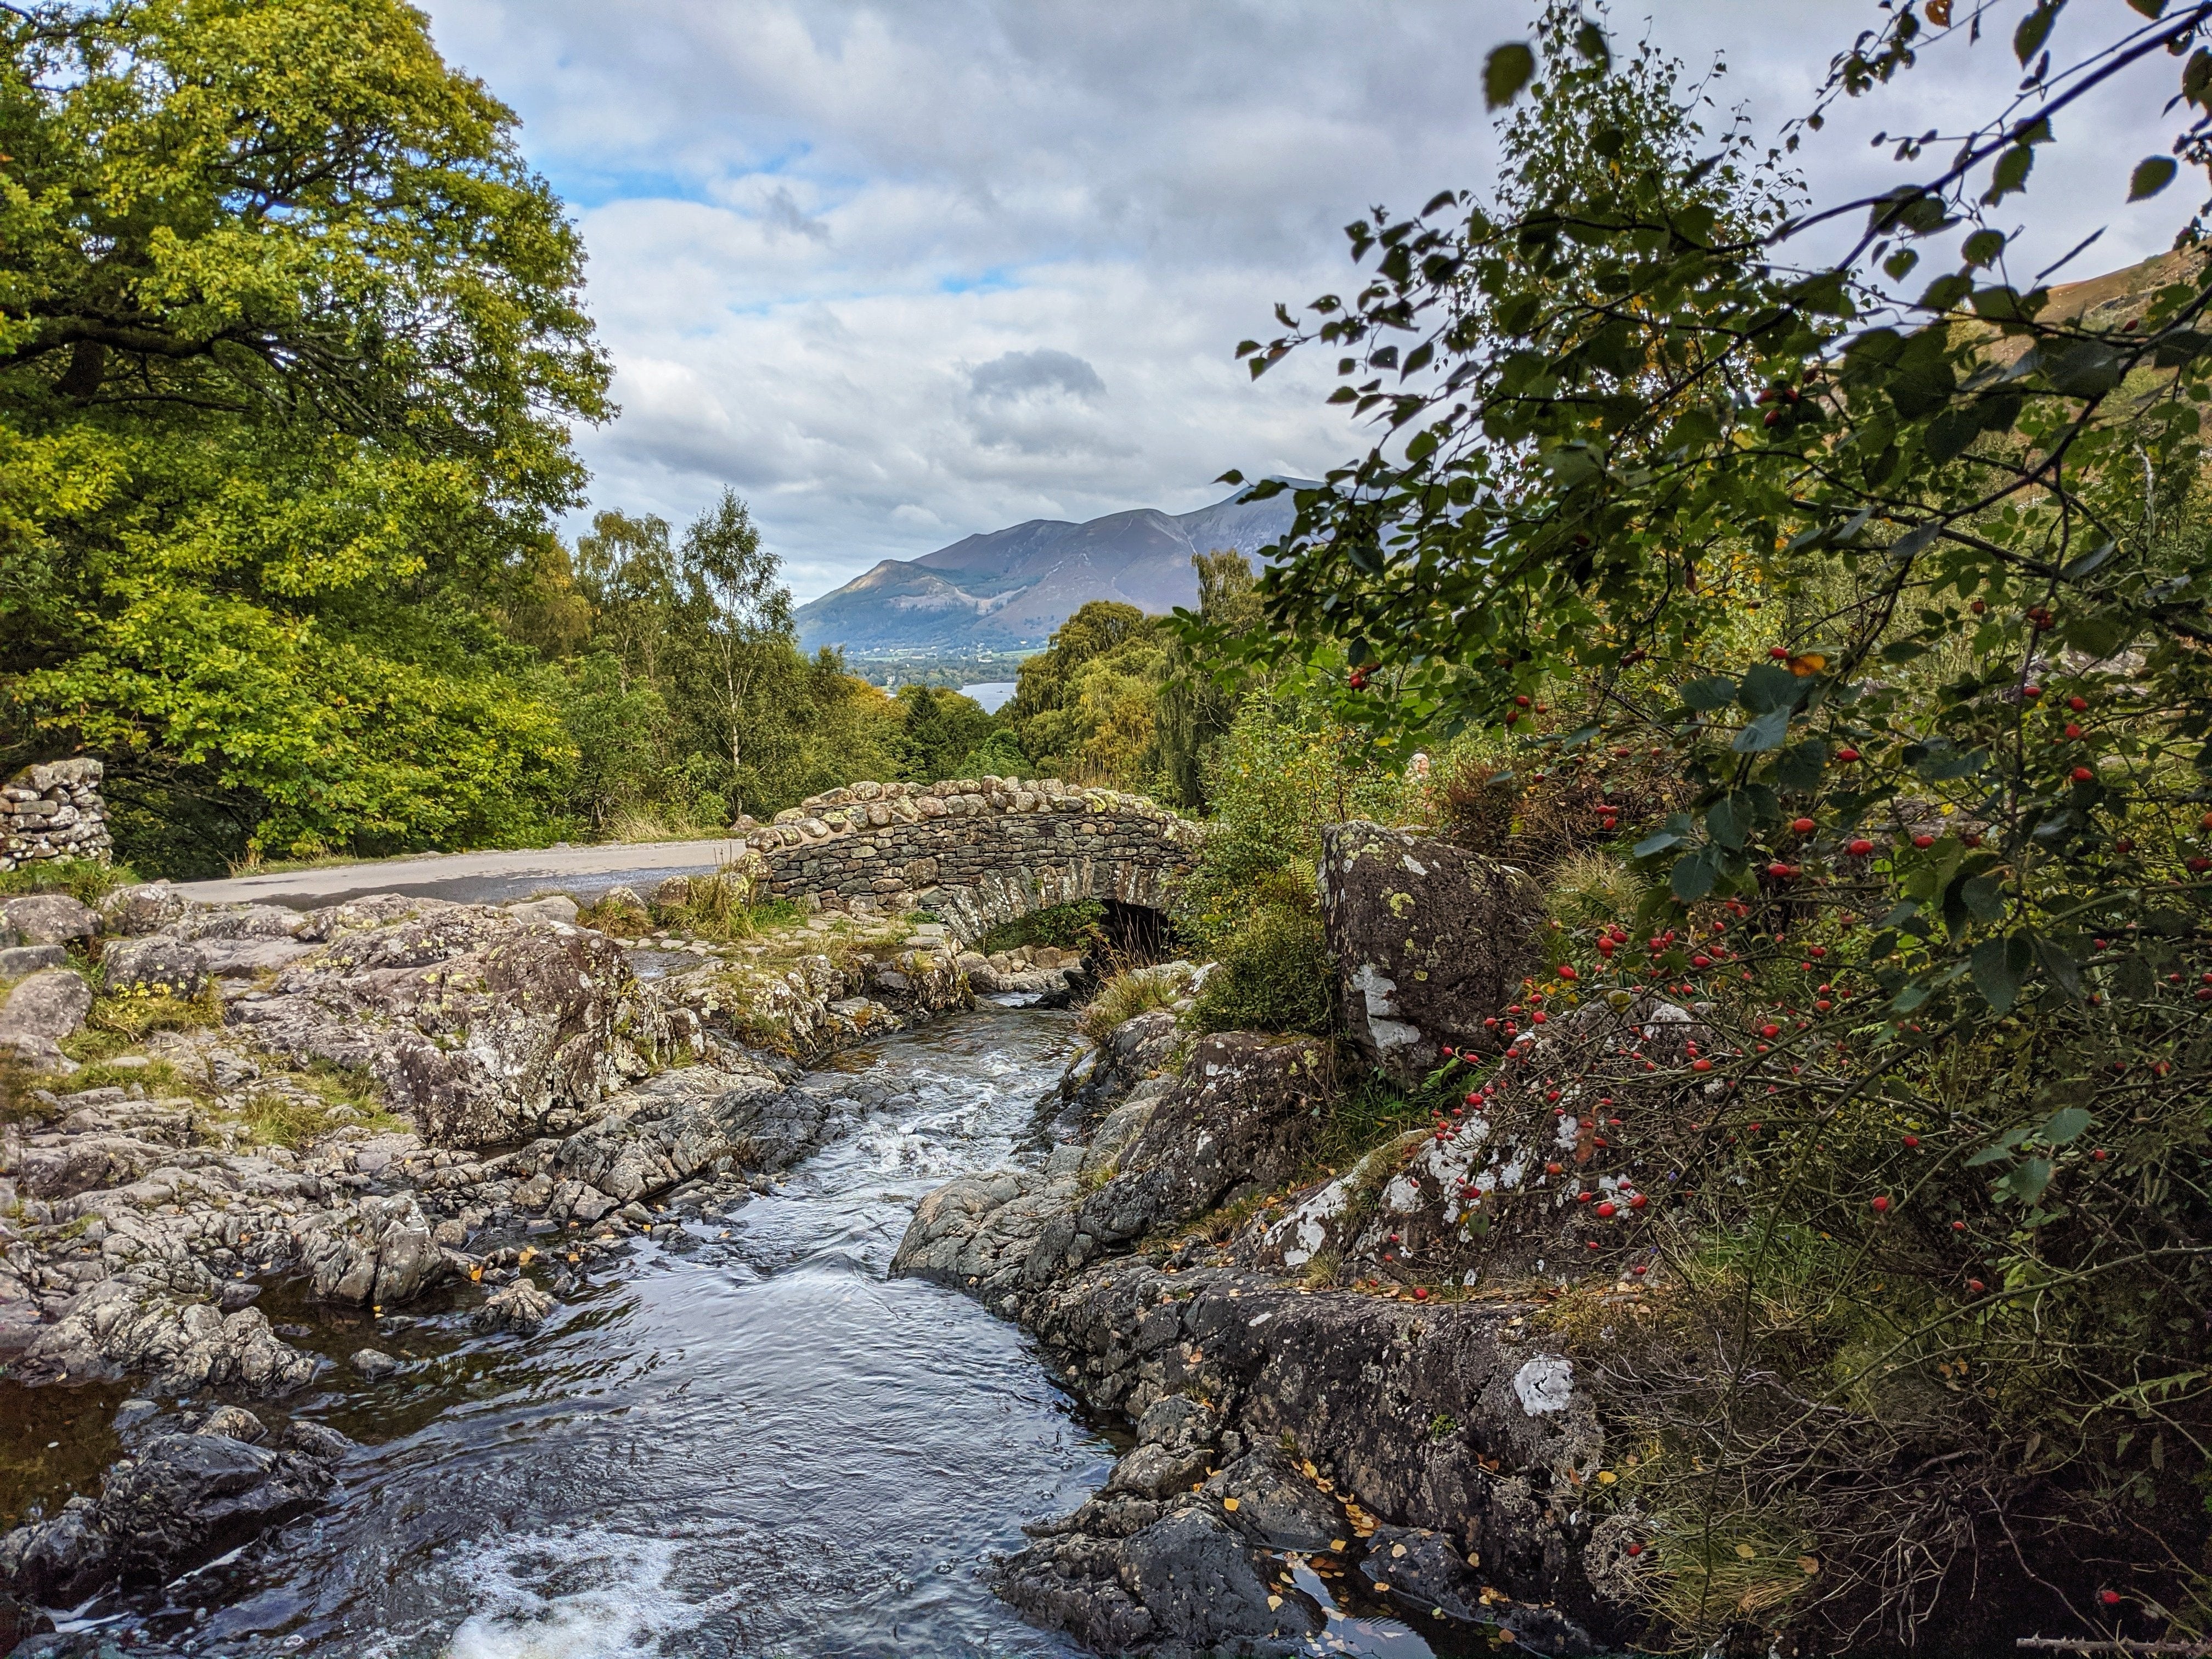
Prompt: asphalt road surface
<box><xmin>171</xmin><ymin>839</ymin><xmax>746</xmax><ymax>911</ymax></box>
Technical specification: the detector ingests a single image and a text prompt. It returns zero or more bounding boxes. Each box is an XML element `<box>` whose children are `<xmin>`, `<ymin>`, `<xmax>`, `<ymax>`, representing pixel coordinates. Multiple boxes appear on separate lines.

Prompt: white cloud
<box><xmin>416</xmin><ymin>0</ymin><xmax>2200</xmax><ymax>601</ymax></box>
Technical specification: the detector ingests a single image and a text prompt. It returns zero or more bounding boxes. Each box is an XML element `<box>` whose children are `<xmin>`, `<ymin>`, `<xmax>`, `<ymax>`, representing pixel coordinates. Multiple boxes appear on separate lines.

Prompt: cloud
<box><xmin>968</xmin><ymin>348</ymin><xmax>1105</xmax><ymax>403</ymax></box>
<box><xmin>415</xmin><ymin>0</ymin><xmax>2198</xmax><ymax>601</ymax></box>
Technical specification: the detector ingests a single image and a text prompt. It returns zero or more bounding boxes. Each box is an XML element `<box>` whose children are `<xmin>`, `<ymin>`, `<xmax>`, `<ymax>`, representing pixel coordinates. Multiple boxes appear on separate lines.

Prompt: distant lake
<box><xmin>963</xmin><ymin>681</ymin><xmax>1017</xmax><ymax>713</ymax></box>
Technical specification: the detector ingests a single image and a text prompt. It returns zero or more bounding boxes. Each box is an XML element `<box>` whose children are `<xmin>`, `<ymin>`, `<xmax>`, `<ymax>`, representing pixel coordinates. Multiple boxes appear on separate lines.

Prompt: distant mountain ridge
<box><xmin>794</xmin><ymin>486</ymin><xmax>1301</xmax><ymax>656</ymax></box>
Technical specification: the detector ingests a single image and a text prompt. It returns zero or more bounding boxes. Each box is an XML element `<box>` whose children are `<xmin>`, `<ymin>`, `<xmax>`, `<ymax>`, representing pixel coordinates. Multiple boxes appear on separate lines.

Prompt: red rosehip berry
<box><xmin>1848</xmin><ymin>838</ymin><xmax>1875</xmax><ymax>856</ymax></box>
<box><xmin>2072</xmin><ymin>766</ymin><xmax>2095</xmax><ymax>782</ymax></box>
<box><xmin>1791</xmin><ymin>816</ymin><xmax>1816</xmax><ymax>833</ymax></box>
<box><xmin>1871</xmin><ymin>1195</ymin><xmax>1892</xmax><ymax>1214</ymax></box>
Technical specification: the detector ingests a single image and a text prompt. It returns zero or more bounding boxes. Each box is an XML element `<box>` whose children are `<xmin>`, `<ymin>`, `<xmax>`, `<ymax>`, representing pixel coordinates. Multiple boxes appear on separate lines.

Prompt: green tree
<box><xmin>892</xmin><ymin>684</ymin><xmax>995</xmax><ymax>784</ymax></box>
<box><xmin>574</xmin><ymin>510</ymin><xmax>677</xmax><ymax>693</ymax></box>
<box><xmin>1</xmin><ymin>0</ymin><xmax>610</xmax><ymax>867</ymax></box>
<box><xmin>666</xmin><ymin>489</ymin><xmax>793</xmax><ymax>818</ymax></box>
<box><xmin>1159</xmin><ymin>548</ymin><xmax>1263</xmax><ymax>808</ymax></box>
<box><xmin>1005</xmin><ymin>600</ymin><xmax>1168</xmax><ymax>787</ymax></box>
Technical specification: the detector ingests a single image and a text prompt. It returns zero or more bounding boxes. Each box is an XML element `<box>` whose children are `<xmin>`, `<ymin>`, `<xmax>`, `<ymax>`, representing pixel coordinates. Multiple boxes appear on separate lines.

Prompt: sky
<box><xmin>415</xmin><ymin>1</ymin><xmax>2200</xmax><ymax>605</ymax></box>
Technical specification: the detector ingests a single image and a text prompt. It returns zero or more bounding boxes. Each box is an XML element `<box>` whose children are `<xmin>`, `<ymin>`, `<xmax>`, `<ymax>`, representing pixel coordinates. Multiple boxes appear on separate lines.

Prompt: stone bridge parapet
<box><xmin>734</xmin><ymin>776</ymin><xmax>1201</xmax><ymax>941</ymax></box>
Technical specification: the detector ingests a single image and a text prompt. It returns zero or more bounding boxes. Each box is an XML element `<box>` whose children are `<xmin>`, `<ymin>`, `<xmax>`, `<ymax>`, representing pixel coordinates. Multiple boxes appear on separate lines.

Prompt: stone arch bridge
<box><xmin>735</xmin><ymin>777</ymin><xmax>1203</xmax><ymax>943</ymax></box>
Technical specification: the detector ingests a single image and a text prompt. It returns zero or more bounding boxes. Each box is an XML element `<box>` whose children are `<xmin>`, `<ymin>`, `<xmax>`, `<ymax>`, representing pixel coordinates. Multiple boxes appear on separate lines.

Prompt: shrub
<box><xmin>1187</xmin><ymin>905</ymin><xmax>1335</xmax><ymax>1036</ymax></box>
<box><xmin>1079</xmin><ymin>963</ymin><xmax>1192</xmax><ymax>1041</ymax></box>
<box><xmin>0</xmin><ymin>860</ymin><xmax>136</xmax><ymax>907</ymax></box>
<box><xmin>979</xmin><ymin>900</ymin><xmax>1105</xmax><ymax>956</ymax></box>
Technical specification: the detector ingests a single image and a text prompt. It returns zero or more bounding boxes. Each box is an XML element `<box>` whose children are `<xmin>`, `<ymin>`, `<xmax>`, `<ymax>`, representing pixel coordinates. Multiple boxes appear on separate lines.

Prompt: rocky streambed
<box><xmin>0</xmin><ymin>866</ymin><xmax>1635</xmax><ymax>1659</ymax></box>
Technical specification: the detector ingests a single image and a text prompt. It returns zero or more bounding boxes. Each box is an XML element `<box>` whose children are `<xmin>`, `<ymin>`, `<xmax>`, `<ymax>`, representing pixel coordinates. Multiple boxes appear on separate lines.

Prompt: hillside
<box><xmin>795</xmin><ymin>487</ymin><xmax>1300</xmax><ymax>656</ymax></box>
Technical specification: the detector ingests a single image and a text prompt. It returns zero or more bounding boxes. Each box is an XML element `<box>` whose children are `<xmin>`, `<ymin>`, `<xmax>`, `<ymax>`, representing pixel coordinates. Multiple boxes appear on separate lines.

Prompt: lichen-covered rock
<box><xmin>230</xmin><ymin>902</ymin><xmax>674</xmax><ymax>1147</ymax></box>
<box><xmin>1319</xmin><ymin>820</ymin><xmax>1542</xmax><ymax>1081</ymax></box>
<box><xmin>1355</xmin><ymin>1523</ymin><xmax>1596</xmax><ymax>1655</ymax></box>
<box><xmin>0</xmin><ymin>894</ymin><xmax>98</xmax><ymax>947</ymax></box>
<box><xmin>1022</xmin><ymin>1034</ymin><xmax>1330</xmax><ymax>1283</ymax></box>
<box><xmin>99</xmin><ymin>935</ymin><xmax>210</xmax><ymax>997</ymax></box>
<box><xmin>0</xmin><ymin>968</ymin><xmax>92</xmax><ymax>1064</ymax></box>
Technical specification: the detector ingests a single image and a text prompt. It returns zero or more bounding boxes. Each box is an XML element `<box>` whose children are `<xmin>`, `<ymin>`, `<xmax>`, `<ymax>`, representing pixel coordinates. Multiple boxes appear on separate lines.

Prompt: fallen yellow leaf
<box><xmin>1799</xmin><ymin>1555</ymin><xmax>1821</xmax><ymax>1576</ymax></box>
<box><xmin>1596</xmin><ymin>1470</ymin><xmax>1617</xmax><ymax>1485</ymax></box>
<box><xmin>1735</xmin><ymin>1543</ymin><xmax>1756</xmax><ymax>1560</ymax></box>
<box><xmin>1267</xmin><ymin>1594</ymin><xmax>1283</xmax><ymax>1610</ymax></box>
<box><xmin>1391</xmin><ymin>1543</ymin><xmax>1407</xmax><ymax>1558</ymax></box>
<box><xmin>1223</xmin><ymin>1497</ymin><xmax>1240</xmax><ymax>1511</ymax></box>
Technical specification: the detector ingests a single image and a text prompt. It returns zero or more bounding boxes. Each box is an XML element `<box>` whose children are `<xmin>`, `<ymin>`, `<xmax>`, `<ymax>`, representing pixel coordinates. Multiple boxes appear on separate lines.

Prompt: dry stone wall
<box><xmin>736</xmin><ymin>776</ymin><xmax>1200</xmax><ymax>941</ymax></box>
<box><xmin>2</xmin><ymin>759</ymin><xmax>111</xmax><ymax>873</ymax></box>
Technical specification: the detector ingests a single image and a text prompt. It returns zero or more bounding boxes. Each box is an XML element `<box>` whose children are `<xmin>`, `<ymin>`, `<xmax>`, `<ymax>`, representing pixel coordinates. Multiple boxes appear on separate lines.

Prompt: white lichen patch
<box><xmin>1513</xmin><ymin>1353</ymin><xmax>1575</xmax><ymax>1415</ymax></box>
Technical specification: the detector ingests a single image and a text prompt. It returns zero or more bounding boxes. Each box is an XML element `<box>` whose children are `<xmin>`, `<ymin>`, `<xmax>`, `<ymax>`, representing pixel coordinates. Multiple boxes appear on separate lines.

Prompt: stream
<box><xmin>3</xmin><ymin>1007</ymin><xmax>1462</xmax><ymax>1659</ymax></box>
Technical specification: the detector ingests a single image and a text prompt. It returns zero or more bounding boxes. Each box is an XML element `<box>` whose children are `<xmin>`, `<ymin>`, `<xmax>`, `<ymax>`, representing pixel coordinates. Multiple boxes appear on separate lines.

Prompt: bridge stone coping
<box><xmin>732</xmin><ymin>775</ymin><xmax>1202</xmax><ymax>944</ymax></box>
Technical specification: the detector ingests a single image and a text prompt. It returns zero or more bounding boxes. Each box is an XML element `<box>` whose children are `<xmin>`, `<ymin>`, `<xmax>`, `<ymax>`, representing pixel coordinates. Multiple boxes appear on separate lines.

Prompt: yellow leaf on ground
<box><xmin>1799</xmin><ymin>1555</ymin><xmax>1821</xmax><ymax>1576</ymax></box>
<box><xmin>1223</xmin><ymin>1497</ymin><xmax>1240</xmax><ymax>1511</ymax></box>
<box><xmin>1735</xmin><ymin>1543</ymin><xmax>1756</xmax><ymax>1560</ymax></box>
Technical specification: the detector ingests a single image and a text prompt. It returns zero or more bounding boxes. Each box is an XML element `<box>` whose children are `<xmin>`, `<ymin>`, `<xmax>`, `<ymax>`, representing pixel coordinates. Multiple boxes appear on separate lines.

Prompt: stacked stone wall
<box><xmin>735</xmin><ymin>775</ymin><xmax>1200</xmax><ymax>941</ymax></box>
<box><xmin>1</xmin><ymin>759</ymin><xmax>111</xmax><ymax>873</ymax></box>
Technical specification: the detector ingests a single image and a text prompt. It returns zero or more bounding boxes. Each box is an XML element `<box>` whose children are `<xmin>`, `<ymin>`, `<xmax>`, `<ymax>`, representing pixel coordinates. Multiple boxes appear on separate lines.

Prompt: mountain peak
<box><xmin>795</xmin><ymin>486</ymin><xmax>1301</xmax><ymax>657</ymax></box>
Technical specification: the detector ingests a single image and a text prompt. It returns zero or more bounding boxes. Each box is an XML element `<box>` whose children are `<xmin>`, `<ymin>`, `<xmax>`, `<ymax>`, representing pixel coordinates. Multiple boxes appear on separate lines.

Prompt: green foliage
<box><xmin>1079</xmin><ymin>963</ymin><xmax>1189</xmax><ymax>1041</ymax></box>
<box><xmin>1</xmin><ymin>0</ymin><xmax>612</xmax><ymax>868</ymax></box>
<box><xmin>1171</xmin><ymin>685</ymin><xmax>1409</xmax><ymax>957</ymax></box>
<box><xmin>1226</xmin><ymin>1</ymin><xmax>2212</xmax><ymax>1638</ymax></box>
<box><xmin>893</xmin><ymin>685</ymin><xmax>996</xmax><ymax>784</ymax></box>
<box><xmin>978</xmin><ymin>900</ymin><xmax>1105</xmax><ymax>956</ymax></box>
<box><xmin>962</xmin><ymin>725</ymin><xmax>1030</xmax><ymax>778</ymax></box>
<box><xmin>1004</xmin><ymin>601</ymin><xmax>1169</xmax><ymax>788</ymax></box>
<box><xmin>1187</xmin><ymin>905</ymin><xmax>1335</xmax><ymax>1036</ymax></box>
<box><xmin>1158</xmin><ymin>550</ymin><xmax>1265</xmax><ymax>809</ymax></box>
<box><xmin>0</xmin><ymin>859</ymin><xmax>134</xmax><ymax>906</ymax></box>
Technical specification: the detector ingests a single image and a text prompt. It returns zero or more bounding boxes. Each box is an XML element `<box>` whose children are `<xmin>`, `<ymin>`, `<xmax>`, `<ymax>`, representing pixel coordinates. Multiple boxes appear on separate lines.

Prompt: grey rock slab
<box><xmin>0</xmin><ymin>944</ymin><xmax>66</xmax><ymax>976</ymax></box>
<box><xmin>99</xmin><ymin>936</ymin><xmax>210</xmax><ymax>997</ymax></box>
<box><xmin>0</xmin><ymin>894</ymin><xmax>98</xmax><ymax>946</ymax></box>
<box><xmin>0</xmin><ymin>968</ymin><xmax>91</xmax><ymax>1061</ymax></box>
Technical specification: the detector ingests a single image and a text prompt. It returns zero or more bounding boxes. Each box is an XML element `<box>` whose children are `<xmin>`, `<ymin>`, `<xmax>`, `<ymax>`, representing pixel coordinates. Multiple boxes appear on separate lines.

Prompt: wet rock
<box><xmin>475</xmin><ymin>1278</ymin><xmax>555</xmax><ymax>1332</ymax></box>
<box><xmin>0</xmin><ymin>1430</ymin><xmax>336</xmax><ymax>1605</ymax></box>
<box><xmin>890</xmin><ymin>1167</ymin><xmax>1081</xmax><ymax>1300</ymax></box>
<box><xmin>98</xmin><ymin>936</ymin><xmax>210</xmax><ymax>998</ymax></box>
<box><xmin>194</xmin><ymin>1404</ymin><xmax>267</xmax><ymax>1443</ymax></box>
<box><xmin>1025</xmin><ymin>1034</ymin><xmax>1330</xmax><ymax>1282</ymax></box>
<box><xmin>1023</xmin><ymin>1264</ymin><xmax>1618</xmax><ymax>1639</ymax></box>
<box><xmin>0</xmin><ymin>968</ymin><xmax>92</xmax><ymax>1064</ymax></box>
<box><xmin>301</xmin><ymin>1192</ymin><xmax>447</xmax><ymax>1305</ymax></box>
<box><xmin>998</xmin><ymin>1505</ymin><xmax>1320</xmax><ymax>1659</ymax></box>
<box><xmin>1356</xmin><ymin>1523</ymin><xmax>1596</xmax><ymax>1655</ymax></box>
<box><xmin>1201</xmin><ymin>1450</ymin><xmax>1344</xmax><ymax>1551</ymax></box>
<box><xmin>0</xmin><ymin>1590</ymin><xmax>53</xmax><ymax>1649</ymax></box>
<box><xmin>1319</xmin><ymin>820</ymin><xmax>1542</xmax><ymax>1081</ymax></box>
<box><xmin>280</xmin><ymin>1420</ymin><xmax>356</xmax><ymax>1462</ymax></box>
<box><xmin>351</xmin><ymin>1347</ymin><xmax>400</xmax><ymax>1379</ymax></box>
<box><xmin>0</xmin><ymin>894</ymin><xmax>98</xmax><ymax>947</ymax></box>
<box><xmin>21</xmin><ymin>1282</ymin><xmax>320</xmax><ymax>1396</ymax></box>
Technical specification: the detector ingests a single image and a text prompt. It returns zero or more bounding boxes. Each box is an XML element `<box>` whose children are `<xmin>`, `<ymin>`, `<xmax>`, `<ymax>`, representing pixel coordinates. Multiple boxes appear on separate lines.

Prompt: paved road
<box><xmin>173</xmin><ymin>838</ymin><xmax>746</xmax><ymax>911</ymax></box>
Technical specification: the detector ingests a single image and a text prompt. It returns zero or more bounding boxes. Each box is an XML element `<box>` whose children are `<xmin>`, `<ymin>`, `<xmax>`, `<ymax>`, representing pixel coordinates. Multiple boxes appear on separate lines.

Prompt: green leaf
<box><xmin>1484</xmin><ymin>42</ymin><xmax>1536</xmax><ymax>110</ymax></box>
<box><xmin>1634</xmin><ymin>815</ymin><xmax>1693</xmax><ymax>859</ymax></box>
<box><xmin>1683</xmin><ymin>675</ymin><xmax>1738</xmax><ymax>712</ymax></box>
<box><xmin>1738</xmin><ymin>662</ymin><xmax>1803</xmax><ymax>714</ymax></box>
<box><xmin>1670</xmin><ymin>848</ymin><xmax>1718</xmax><ymax>903</ymax></box>
<box><xmin>1573</xmin><ymin>20</ymin><xmax>1610</xmax><ymax>66</ymax></box>
<box><xmin>2060</xmin><ymin>612</ymin><xmax>2129</xmax><ymax>659</ymax></box>
<box><xmin>1961</xmin><ymin>874</ymin><xmax>2008</xmax><ymax>923</ymax></box>
<box><xmin>1970</xmin><ymin>934</ymin><xmax>2035</xmax><ymax>1012</ymax></box>
<box><xmin>1734</xmin><ymin>707</ymin><xmax>1792</xmax><ymax>753</ymax></box>
<box><xmin>1775</xmin><ymin>740</ymin><xmax>1827</xmax><ymax>792</ymax></box>
<box><xmin>2013</xmin><ymin>1</ymin><xmax>2061</xmax><ymax>66</ymax></box>
<box><xmin>2129</xmin><ymin>156</ymin><xmax>2179</xmax><ymax>201</ymax></box>
<box><xmin>2040</xmin><ymin>1106</ymin><xmax>2092</xmax><ymax>1146</ymax></box>
<box><xmin>1999</xmin><ymin>1156</ymin><xmax>2053</xmax><ymax>1206</ymax></box>
<box><xmin>1961</xmin><ymin>229</ymin><xmax>2006</xmax><ymax>267</ymax></box>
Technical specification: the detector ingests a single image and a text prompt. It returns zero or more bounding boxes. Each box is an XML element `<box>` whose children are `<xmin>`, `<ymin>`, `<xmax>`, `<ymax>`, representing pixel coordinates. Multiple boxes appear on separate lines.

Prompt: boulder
<box><xmin>475</xmin><ymin>1278</ymin><xmax>555</xmax><ymax>1331</ymax></box>
<box><xmin>20</xmin><ymin>1282</ymin><xmax>321</xmax><ymax>1396</ymax></box>
<box><xmin>0</xmin><ymin>968</ymin><xmax>92</xmax><ymax>1064</ymax></box>
<box><xmin>506</xmin><ymin>893</ymin><xmax>579</xmax><ymax>926</ymax></box>
<box><xmin>0</xmin><ymin>944</ymin><xmax>65</xmax><ymax>976</ymax></box>
<box><xmin>301</xmin><ymin>1192</ymin><xmax>447</xmax><ymax>1305</ymax></box>
<box><xmin>1025</xmin><ymin>1034</ymin><xmax>1331</xmax><ymax>1282</ymax></box>
<box><xmin>0</xmin><ymin>894</ymin><xmax>98</xmax><ymax>946</ymax></box>
<box><xmin>0</xmin><ymin>1430</ymin><xmax>336</xmax><ymax>1605</ymax></box>
<box><xmin>98</xmin><ymin>935</ymin><xmax>210</xmax><ymax>997</ymax></box>
<box><xmin>1356</xmin><ymin>1523</ymin><xmax>1596</xmax><ymax>1655</ymax></box>
<box><xmin>1319</xmin><ymin>821</ymin><xmax>1543</xmax><ymax>1081</ymax></box>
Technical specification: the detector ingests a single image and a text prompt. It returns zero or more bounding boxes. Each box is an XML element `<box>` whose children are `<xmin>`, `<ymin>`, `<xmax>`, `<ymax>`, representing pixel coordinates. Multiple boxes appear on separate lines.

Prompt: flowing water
<box><xmin>5</xmin><ymin>1007</ymin><xmax>1462</xmax><ymax>1659</ymax></box>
